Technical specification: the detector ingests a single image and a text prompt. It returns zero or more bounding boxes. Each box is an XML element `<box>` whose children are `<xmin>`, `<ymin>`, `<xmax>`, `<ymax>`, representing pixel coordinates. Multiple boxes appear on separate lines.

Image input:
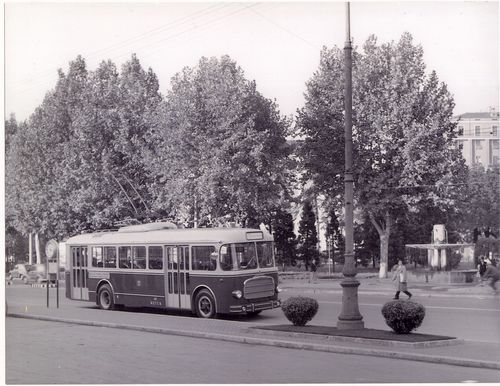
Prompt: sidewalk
<box><xmin>6</xmin><ymin>281</ymin><xmax>500</xmax><ymax>371</ymax></box>
<box><xmin>279</xmin><ymin>272</ymin><xmax>499</xmax><ymax>298</ymax></box>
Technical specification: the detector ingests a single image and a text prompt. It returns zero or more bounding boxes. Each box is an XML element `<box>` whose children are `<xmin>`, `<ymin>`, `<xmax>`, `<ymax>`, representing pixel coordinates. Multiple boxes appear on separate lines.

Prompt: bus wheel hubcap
<box><xmin>200</xmin><ymin>298</ymin><xmax>211</xmax><ymax>315</ymax></box>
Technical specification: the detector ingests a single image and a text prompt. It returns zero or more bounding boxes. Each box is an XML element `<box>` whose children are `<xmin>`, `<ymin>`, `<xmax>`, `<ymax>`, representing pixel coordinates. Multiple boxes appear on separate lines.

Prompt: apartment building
<box><xmin>454</xmin><ymin>108</ymin><xmax>500</xmax><ymax>167</ymax></box>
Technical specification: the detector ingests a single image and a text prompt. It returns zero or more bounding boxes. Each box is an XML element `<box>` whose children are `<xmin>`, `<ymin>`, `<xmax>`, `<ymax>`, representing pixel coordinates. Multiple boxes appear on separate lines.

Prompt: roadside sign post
<box><xmin>45</xmin><ymin>239</ymin><xmax>60</xmax><ymax>308</ymax></box>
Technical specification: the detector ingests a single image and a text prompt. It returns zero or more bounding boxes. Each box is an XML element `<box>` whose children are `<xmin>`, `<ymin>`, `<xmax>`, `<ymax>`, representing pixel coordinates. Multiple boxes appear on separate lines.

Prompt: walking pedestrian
<box><xmin>483</xmin><ymin>259</ymin><xmax>499</xmax><ymax>294</ymax></box>
<box><xmin>392</xmin><ymin>259</ymin><xmax>412</xmax><ymax>300</ymax></box>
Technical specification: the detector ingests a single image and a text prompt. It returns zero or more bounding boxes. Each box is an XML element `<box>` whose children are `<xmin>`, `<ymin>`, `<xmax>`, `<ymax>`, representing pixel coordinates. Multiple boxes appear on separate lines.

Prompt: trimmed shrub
<box><xmin>382</xmin><ymin>300</ymin><xmax>426</xmax><ymax>334</ymax></box>
<box><xmin>281</xmin><ymin>296</ymin><xmax>319</xmax><ymax>326</ymax></box>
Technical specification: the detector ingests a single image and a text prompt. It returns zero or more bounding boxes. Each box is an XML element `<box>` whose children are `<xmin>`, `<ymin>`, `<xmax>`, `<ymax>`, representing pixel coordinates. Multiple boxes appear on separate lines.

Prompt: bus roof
<box><xmin>65</xmin><ymin>226</ymin><xmax>273</xmax><ymax>246</ymax></box>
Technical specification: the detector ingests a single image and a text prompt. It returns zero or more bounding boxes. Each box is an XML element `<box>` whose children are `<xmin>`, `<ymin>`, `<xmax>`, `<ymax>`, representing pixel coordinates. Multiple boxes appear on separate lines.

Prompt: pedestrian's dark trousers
<box><xmin>394</xmin><ymin>291</ymin><xmax>412</xmax><ymax>299</ymax></box>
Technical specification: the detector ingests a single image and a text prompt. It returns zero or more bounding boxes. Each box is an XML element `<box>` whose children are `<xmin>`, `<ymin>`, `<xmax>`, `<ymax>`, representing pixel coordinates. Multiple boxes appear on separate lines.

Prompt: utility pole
<box><xmin>337</xmin><ymin>2</ymin><xmax>364</xmax><ymax>330</ymax></box>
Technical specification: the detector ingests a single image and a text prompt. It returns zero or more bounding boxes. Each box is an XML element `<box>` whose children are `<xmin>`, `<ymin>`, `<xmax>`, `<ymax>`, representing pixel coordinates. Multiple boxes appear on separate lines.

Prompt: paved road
<box><xmin>6</xmin><ymin>284</ymin><xmax>500</xmax><ymax>343</ymax></box>
<box><xmin>6</xmin><ymin>317</ymin><xmax>500</xmax><ymax>384</ymax></box>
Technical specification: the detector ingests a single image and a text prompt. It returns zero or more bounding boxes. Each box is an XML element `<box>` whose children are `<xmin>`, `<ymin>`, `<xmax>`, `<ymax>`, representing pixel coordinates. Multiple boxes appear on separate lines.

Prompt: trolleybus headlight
<box><xmin>276</xmin><ymin>285</ymin><xmax>282</xmax><ymax>293</ymax></box>
<box><xmin>232</xmin><ymin>290</ymin><xmax>243</xmax><ymax>299</ymax></box>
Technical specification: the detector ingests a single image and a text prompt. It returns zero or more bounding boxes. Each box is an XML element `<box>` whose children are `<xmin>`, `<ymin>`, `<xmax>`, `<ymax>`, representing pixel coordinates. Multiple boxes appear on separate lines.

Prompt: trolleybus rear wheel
<box><xmin>195</xmin><ymin>290</ymin><xmax>216</xmax><ymax>318</ymax></box>
<box><xmin>98</xmin><ymin>284</ymin><xmax>115</xmax><ymax>310</ymax></box>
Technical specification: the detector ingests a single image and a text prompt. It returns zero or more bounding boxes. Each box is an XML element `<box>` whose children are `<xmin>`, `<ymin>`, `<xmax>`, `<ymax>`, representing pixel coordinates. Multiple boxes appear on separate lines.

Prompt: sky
<box><xmin>4</xmin><ymin>1</ymin><xmax>499</xmax><ymax>122</ymax></box>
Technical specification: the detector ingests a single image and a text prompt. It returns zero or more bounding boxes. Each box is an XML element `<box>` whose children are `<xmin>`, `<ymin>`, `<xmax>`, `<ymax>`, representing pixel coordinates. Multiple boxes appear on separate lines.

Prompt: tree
<box><xmin>272</xmin><ymin>208</ymin><xmax>297</xmax><ymax>266</ymax></box>
<box><xmin>296</xmin><ymin>33</ymin><xmax>466</xmax><ymax>278</ymax></box>
<box><xmin>6</xmin><ymin>56</ymin><xmax>89</xmax><ymax>239</ymax></box>
<box><xmin>6</xmin><ymin>55</ymin><xmax>165</xmax><ymax>239</ymax></box>
<box><xmin>147</xmin><ymin>55</ymin><xmax>293</xmax><ymax>227</ymax></box>
<box><xmin>354</xmin><ymin>213</ymin><xmax>379</xmax><ymax>268</ymax></box>
<box><xmin>459</xmin><ymin>165</ymin><xmax>500</xmax><ymax>238</ymax></box>
<box><xmin>297</xmin><ymin>200</ymin><xmax>319</xmax><ymax>269</ymax></box>
<box><xmin>325</xmin><ymin>206</ymin><xmax>345</xmax><ymax>264</ymax></box>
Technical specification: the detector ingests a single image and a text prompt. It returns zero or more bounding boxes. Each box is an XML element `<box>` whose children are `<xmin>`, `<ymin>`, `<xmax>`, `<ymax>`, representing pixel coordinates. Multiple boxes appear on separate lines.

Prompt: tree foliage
<box><xmin>297</xmin><ymin>200</ymin><xmax>319</xmax><ymax>268</ymax></box>
<box><xmin>296</xmin><ymin>33</ymin><xmax>467</xmax><ymax>277</ymax></box>
<box><xmin>147</xmin><ymin>55</ymin><xmax>292</xmax><ymax>227</ymax></box>
<box><xmin>460</xmin><ymin>165</ymin><xmax>500</xmax><ymax>236</ymax></box>
<box><xmin>6</xmin><ymin>54</ymin><xmax>293</xmax><ymax>244</ymax></box>
<box><xmin>272</xmin><ymin>208</ymin><xmax>297</xmax><ymax>266</ymax></box>
<box><xmin>325</xmin><ymin>206</ymin><xmax>345</xmax><ymax>263</ymax></box>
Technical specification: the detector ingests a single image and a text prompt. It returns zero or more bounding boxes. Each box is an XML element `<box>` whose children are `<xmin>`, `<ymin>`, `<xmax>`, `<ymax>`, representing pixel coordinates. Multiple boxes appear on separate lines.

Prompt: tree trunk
<box><xmin>369</xmin><ymin>212</ymin><xmax>392</xmax><ymax>279</ymax></box>
<box><xmin>379</xmin><ymin>233</ymin><xmax>390</xmax><ymax>278</ymax></box>
<box><xmin>28</xmin><ymin>233</ymin><xmax>33</xmax><ymax>265</ymax></box>
<box><xmin>35</xmin><ymin>233</ymin><xmax>41</xmax><ymax>264</ymax></box>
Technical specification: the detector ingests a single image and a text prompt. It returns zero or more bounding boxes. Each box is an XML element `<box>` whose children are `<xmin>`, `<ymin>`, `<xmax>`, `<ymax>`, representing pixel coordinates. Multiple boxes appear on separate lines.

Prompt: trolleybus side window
<box><xmin>192</xmin><ymin>246</ymin><xmax>216</xmax><ymax>271</ymax></box>
<box><xmin>104</xmin><ymin>247</ymin><xmax>117</xmax><ymax>268</ymax></box>
<box><xmin>92</xmin><ymin>247</ymin><xmax>104</xmax><ymax>267</ymax></box>
<box><xmin>148</xmin><ymin>246</ymin><xmax>163</xmax><ymax>270</ymax></box>
<box><xmin>132</xmin><ymin>246</ymin><xmax>146</xmax><ymax>269</ymax></box>
<box><xmin>119</xmin><ymin>246</ymin><xmax>131</xmax><ymax>268</ymax></box>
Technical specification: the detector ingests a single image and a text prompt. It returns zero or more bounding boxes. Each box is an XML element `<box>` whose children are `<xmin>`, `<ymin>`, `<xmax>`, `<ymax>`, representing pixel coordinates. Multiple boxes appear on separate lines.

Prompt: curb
<box><xmin>7</xmin><ymin>312</ymin><xmax>500</xmax><ymax>371</ymax></box>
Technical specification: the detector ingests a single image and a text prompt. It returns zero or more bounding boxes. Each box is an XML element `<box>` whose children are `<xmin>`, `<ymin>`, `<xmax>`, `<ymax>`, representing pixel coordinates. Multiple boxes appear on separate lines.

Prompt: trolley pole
<box><xmin>337</xmin><ymin>2</ymin><xmax>364</xmax><ymax>330</ymax></box>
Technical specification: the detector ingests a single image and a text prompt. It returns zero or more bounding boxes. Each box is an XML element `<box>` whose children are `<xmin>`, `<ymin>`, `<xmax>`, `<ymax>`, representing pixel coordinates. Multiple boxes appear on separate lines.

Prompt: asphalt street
<box><xmin>6</xmin><ymin>317</ymin><xmax>500</xmax><ymax>384</ymax></box>
<box><xmin>5</xmin><ymin>277</ymin><xmax>500</xmax><ymax>384</ymax></box>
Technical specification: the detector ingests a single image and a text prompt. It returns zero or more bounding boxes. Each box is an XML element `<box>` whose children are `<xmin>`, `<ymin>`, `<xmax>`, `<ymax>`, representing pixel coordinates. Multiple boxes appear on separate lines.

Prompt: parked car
<box><xmin>7</xmin><ymin>264</ymin><xmax>30</xmax><ymax>282</ymax></box>
<box><xmin>26</xmin><ymin>264</ymin><xmax>50</xmax><ymax>284</ymax></box>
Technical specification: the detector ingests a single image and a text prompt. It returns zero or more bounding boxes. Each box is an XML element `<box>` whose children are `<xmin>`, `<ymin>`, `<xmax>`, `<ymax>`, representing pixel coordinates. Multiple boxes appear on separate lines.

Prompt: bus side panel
<box><xmin>88</xmin><ymin>272</ymin><xmax>165</xmax><ymax>308</ymax></box>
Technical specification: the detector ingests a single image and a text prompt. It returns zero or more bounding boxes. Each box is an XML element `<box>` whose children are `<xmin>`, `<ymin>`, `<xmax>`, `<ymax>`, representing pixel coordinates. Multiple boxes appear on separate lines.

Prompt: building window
<box><xmin>474</xmin><ymin>139</ymin><xmax>483</xmax><ymax>150</ymax></box>
<box><xmin>492</xmin><ymin>126</ymin><xmax>498</xmax><ymax>136</ymax></box>
<box><xmin>475</xmin><ymin>155</ymin><xmax>482</xmax><ymax>165</ymax></box>
<box><xmin>475</xmin><ymin>126</ymin><xmax>481</xmax><ymax>136</ymax></box>
<box><xmin>457</xmin><ymin>125</ymin><xmax>464</xmax><ymax>136</ymax></box>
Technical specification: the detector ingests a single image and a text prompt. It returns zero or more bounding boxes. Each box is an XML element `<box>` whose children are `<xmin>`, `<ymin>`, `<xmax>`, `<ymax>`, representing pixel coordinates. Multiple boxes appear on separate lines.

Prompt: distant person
<box><xmin>309</xmin><ymin>259</ymin><xmax>317</xmax><ymax>283</ymax></box>
<box><xmin>392</xmin><ymin>260</ymin><xmax>412</xmax><ymax>300</ymax></box>
<box><xmin>483</xmin><ymin>260</ymin><xmax>499</xmax><ymax>294</ymax></box>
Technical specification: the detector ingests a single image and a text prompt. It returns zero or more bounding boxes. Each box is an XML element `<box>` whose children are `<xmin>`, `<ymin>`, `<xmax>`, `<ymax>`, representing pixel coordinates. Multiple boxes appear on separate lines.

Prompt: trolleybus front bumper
<box><xmin>229</xmin><ymin>299</ymin><xmax>281</xmax><ymax>314</ymax></box>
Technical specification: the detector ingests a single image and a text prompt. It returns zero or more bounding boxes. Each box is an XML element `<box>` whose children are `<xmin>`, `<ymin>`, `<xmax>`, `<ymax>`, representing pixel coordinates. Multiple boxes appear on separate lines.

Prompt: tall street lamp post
<box><xmin>337</xmin><ymin>2</ymin><xmax>364</xmax><ymax>330</ymax></box>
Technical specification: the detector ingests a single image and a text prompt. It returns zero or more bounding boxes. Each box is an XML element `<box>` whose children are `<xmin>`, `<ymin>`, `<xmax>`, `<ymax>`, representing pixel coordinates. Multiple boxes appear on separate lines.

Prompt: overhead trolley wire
<box><xmin>9</xmin><ymin>3</ymin><xmax>241</xmax><ymax>95</ymax></box>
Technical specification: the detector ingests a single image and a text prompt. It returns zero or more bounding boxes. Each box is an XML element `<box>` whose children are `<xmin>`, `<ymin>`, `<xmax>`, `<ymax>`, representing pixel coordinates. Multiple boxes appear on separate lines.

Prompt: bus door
<box><xmin>70</xmin><ymin>246</ymin><xmax>89</xmax><ymax>300</ymax></box>
<box><xmin>165</xmin><ymin>245</ymin><xmax>190</xmax><ymax>309</ymax></box>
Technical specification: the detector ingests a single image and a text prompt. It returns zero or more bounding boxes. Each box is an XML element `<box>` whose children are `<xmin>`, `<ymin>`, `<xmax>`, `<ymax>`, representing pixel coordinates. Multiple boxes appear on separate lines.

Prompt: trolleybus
<box><xmin>65</xmin><ymin>222</ymin><xmax>281</xmax><ymax>318</ymax></box>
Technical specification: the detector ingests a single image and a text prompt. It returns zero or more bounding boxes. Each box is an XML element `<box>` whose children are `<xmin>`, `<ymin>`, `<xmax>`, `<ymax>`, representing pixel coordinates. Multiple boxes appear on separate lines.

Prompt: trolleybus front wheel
<box><xmin>98</xmin><ymin>284</ymin><xmax>115</xmax><ymax>311</ymax></box>
<box><xmin>194</xmin><ymin>290</ymin><xmax>216</xmax><ymax>318</ymax></box>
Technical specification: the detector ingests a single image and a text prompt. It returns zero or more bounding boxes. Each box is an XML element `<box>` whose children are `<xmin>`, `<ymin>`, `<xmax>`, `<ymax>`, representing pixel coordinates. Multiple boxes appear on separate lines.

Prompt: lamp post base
<box><xmin>337</xmin><ymin>319</ymin><xmax>365</xmax><ymax>330</ymax></box>
<box><xmin>337</xmin><ymin>276</ymin><xmax>364</xmax><ymax>330</ymax></box>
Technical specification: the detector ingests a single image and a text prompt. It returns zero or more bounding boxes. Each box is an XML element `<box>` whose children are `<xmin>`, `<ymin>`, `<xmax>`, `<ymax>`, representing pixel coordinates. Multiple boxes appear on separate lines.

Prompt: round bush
<box><xmin>381</xmin><ymin>300</ymin><xmax>426</xmax><ymax>334</ymax></box>
<box><xmin>281</xmin><ymin>296</ymin><xmax>319</xmax><ymax>326</ymax></box>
